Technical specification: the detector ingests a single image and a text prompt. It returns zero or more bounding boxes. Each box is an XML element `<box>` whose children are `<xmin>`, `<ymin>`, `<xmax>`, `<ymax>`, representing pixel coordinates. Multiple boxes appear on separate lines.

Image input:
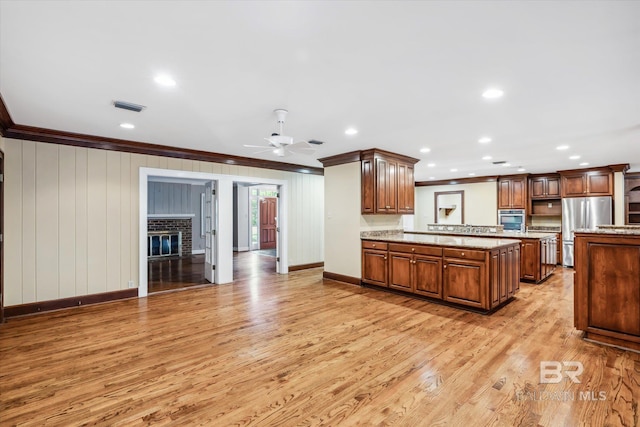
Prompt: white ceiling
<box><xmin>1</xmin><ymin>1</ymin><xmax>639</xmax><ymax>180</ymax></box>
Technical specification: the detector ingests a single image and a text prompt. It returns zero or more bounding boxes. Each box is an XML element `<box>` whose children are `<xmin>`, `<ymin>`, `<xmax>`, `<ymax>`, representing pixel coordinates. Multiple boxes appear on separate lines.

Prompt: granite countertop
<box><xmin>361</xmin><ymin>231</ymin><xmax>521</xmax><ymax>249</ymax></box>
<box><xmin>404</xmin><ymin>229</ymin><xmax>557</xmax><ymax>239</ymax></box>
<box><xmin>575</xmin><ymin>227</ymin><xmax>640</xmax><ymax>236</ymax></box>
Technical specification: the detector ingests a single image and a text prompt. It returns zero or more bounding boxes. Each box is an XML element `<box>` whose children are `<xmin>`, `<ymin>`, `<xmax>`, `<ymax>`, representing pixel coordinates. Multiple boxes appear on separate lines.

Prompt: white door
<box><xmin>204</xmin><ymin>181</ymin><xmax>216</xmax><ymax>283</ymax></box>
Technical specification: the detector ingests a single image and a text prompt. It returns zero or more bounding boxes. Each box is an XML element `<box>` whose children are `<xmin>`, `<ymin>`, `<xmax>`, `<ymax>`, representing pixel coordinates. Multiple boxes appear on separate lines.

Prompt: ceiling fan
<box><xmin>244</xmin><ymin>109</ymin><xmax>324</xmax><ymax>157</ymax></box>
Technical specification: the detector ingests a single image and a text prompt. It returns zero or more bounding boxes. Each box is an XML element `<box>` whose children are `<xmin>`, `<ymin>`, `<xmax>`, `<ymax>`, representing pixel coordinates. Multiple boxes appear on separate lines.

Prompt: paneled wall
<box><xmin>3</xmin><ymin>138</ymin><xmax>324</xmax><ymax>306</ymax></box>
<box><xmin>147</xmin><ymin>182</ymin><xmax>192</xmax><ymax>215</ymax></box>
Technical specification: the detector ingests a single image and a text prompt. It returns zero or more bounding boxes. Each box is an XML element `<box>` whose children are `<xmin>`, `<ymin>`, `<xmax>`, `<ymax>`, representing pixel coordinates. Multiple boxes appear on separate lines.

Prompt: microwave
<box><xmin>498</xmin><ymin>209</ymin><xmax>525</xmax><ymax>232</ymax></box>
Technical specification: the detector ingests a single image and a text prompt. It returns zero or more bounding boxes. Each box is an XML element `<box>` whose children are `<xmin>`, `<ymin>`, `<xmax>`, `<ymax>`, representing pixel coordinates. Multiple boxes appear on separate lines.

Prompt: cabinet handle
<box><xmin>461</xmin><ymin>252</ymin><xmax>465</xmax><ymax>256</ymax></box>
<box><xmin>372</xmin><ymin>244</ymin><xmax>376</xmax><ymax>247</ymax></box>
<box><xmin>444</xmin><ymin>264</ymin><xmax>447</xmax><ymax>269</ymax></box>
<box><xmin>411</xmin><ymin>248</ymin><xmax>415</xmax><ymax>252</ymax></box>
<box><xmin>386</xmin><ymin>205</ymin><xmax>391</xmax><ymax>208</ymax></box>
<box><xmin>384</xmin><ymin>256</ymin><xmax>387</xmax><ymax>260</ymax></box>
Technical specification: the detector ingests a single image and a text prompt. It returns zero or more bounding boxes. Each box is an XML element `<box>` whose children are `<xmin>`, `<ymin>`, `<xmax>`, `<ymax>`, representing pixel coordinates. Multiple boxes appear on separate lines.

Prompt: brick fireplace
<box><xmin>148</xmin><ymin>218</ymin><xmax>192</xmax><ymax>256</ymax></box>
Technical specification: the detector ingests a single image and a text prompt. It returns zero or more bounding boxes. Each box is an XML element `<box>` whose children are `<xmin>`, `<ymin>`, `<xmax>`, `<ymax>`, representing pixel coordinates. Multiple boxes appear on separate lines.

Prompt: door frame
<box><xmin>139</xmin><ymin>167</ymin><xmax>288</xmax><ymax>297</ymax></box>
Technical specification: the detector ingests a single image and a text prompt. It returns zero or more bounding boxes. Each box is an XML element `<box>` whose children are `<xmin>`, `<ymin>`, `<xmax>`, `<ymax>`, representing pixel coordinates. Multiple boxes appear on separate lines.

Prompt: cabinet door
<box><xmin>510</xmin><ymin>245</ymin><xmax>520</xmax><ymax>295</ymax></box>
<box><xmin>414</xmin><ymin>255</ymin><xmax>442</xmax><ymax>298</ymax></box>
<box><xmin>546</xmin><ymin>177</ymin><xmax>561</xmax><ymax>197</ymax></box>
<box><xmin>499</xmin><ymin>248</ymin><xmax>509</xmax><ymax>302</ymax></box>
<box><xmin>397</xmin><ymin>163</ymin><xmax>414</xmax><ymax>214</ymax></box>
<box><xmin>498</xmin><ymin>179</ymin><xmax>512</xmax><ymax>209</ymax></box>
<box><xmin>520</xmin><ymin>241</ymin><xmax>537</xmax><ymax>281</ymax></box>
<box><xmin>530</xmin><ymin>178</ymin><xmax>546</xmax><ymax>199</ymax></box>
<box><xmin>362</xmin><ymin>249</ymin><xmax>388</xmax><ymax>287</ymax></box>
<box><xmin>376</xmin><ymin>158</ymin><xmax>397</xmax><ymax>213</ymax></box>
<box><xmin>443</xmin><ymin>258</ymin><xmax>487</xmax><ymax>309</ymax></box>
<box><xmin>361</xmin><ymin>158</ymin><xmax>374</xmax><ymax>214</ymax></box>
<box><xmin>586</xmin><ymin>173</ymin><xmax>612</xmax><ymax>195</ymax></box>
<box><xmin>511</xmin><ymin>178</ymin><xmax>526</xmax><ymax>208</ymax></box>
<box><xmin>562</xmin><ymin>174</ymin><xmax>586</xmax><ymax>197</ymax></box>
<box><xmin>389</xmin><ymin>252</ymin><xmax>413</xmax><ymax>291</ymax></box>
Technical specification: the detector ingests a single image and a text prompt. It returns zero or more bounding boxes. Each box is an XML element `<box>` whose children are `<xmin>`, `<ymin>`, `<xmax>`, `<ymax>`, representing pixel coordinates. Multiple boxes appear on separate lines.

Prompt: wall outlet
<box><xmin>548</xmin><ymin>203</ymin><xmax>553</xmax><ymax>208</ymax></box>
<box><xmin>128</xmin><ymin>280</ymin><xmax>136</xmax><ymax>288</ymax></box>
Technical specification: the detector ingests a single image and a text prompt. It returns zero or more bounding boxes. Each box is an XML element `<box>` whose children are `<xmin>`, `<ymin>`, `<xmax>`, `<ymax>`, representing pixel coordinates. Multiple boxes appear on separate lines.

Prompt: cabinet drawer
<box><xmin>388</xmin><ymin>243</ymin><xmax>442</xmax><ymax>256</ymax></box>
<box><xmin>443</xmin><ymin>248</ymin><xmax>486</xmax><ymax>261</ymax></box>
<box><xmin>362</xmin><ymin>241</ymin><xmax>388</xmax><ymax>250</ymax></box>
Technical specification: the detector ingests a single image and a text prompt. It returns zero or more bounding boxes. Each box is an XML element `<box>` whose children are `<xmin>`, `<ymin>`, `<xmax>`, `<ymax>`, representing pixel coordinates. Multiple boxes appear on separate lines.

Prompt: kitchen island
<box><xmin>574</xmin><ymin>227</ymin><xmax>640</xmax><ymax>352</ymax></box>
<box><xmin>361</xmin><ymin>231</ymin><xmax>521</xmax><ymax>313</ymax></box>
<box><xmin>406</xmin><ymin>225</ymin><xmax>558</xmax><ymax>283</ymax></box>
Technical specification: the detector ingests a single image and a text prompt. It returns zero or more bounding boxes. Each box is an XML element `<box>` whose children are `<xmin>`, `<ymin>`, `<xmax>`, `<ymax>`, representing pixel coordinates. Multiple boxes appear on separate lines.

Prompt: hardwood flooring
<box><xmin>1</xmin><ymin>267</ymin><xmax>638</xmax><ymax>426</ymax></box>
<box><xmin>148</xmin><ymin>251</ymin><xmax>276</xmax><ymax>293</ymax></box>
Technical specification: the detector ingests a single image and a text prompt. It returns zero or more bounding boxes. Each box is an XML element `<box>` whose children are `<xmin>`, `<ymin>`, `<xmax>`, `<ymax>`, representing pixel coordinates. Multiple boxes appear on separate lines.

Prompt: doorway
<box><xmin>0</xmin><ymin>151</ymin><xmax>4</xmax><ymax>323</ymax></box>
<box><xmin>138</xmin><ymin>168</ymin><xmax>288</xmax><ymax>297</ymax></box>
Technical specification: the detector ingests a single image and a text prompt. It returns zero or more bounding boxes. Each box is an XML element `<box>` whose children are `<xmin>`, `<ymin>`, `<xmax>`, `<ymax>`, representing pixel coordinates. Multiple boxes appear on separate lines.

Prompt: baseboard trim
<box><xmin>4</xmin><ymin>289</ymin><xmax>139</xmax><ymax>318</ymax></box>
<box><xmin>289</xmin><ymin>262</ymin><xmax>324</xmax><ymax>271</ymax></box>
<box><xmin>322</xmin><ymin>271</ymin><xmax>361</xmax><ymax>286</ymax></box>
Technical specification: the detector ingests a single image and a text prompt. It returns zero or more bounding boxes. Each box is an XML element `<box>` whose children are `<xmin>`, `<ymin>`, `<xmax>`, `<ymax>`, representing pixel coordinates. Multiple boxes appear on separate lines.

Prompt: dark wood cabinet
<box><xmin>574</xmin><ymin>232</ymin><xmax>640</xmax><ymax>352</ymax></box>
<box><xmin>361</xmin><ymin>241</ymin><xmax>388</xmax><ymax>287</ymax></box>
<box><xmin>362</xmin><ymin>240</ymin><xmax>519</xmax><ymax>312</ymax></box>
<box><xmin>560</xmin><ymin>169</ymin><xmax>612</xmax><ymax>197</ymax></box>
<box><xmin>624</xmin><ymin>173</ymin><xmax>640</xmax><ymax>224</ymax></box>
<box><xmin>443</xmin><ymin>256</ymin><xmax>486</xmax><ymax>309</ymax></box>
<box><xmin>498</xmin><ymin>175</ymin><xmax>527</xmax><ymax>209</ymax></box>
<box><xmin>397</xmin><ymin>163</ymin><xmax>415</xmax><ymax>214</ymax></box>
<box><xmin>519</xmin><ymin>236</ymin><xmax>556</xmax><ymax>283</ymax></box>
<box><xmin>530</xmin><ymin>175</ymin><xmax>561</xmax><ymax>199</ymax></box>
<box><xmin>361</xmin><ymin>149</ymin><xmax>419</xmax><ymax>215</ymax></box>
<box><xmin>388</xmin><ymin>243</ymin><xmax>443</xmax><ymax>297</ymax></box>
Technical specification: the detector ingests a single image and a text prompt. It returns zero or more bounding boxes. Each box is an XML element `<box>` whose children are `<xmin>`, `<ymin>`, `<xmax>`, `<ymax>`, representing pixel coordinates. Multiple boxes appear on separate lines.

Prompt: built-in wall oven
<box><xmin>498</xmin><ymin>209</ymin><xmax>525</xmax><ymax>232</ymax></box>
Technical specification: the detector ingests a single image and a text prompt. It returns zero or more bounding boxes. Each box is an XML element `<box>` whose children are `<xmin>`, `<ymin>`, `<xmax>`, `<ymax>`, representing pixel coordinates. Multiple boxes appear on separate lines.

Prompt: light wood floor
<box><xmin>1</xmin><ymin>266</ymin><xmax>638</xmax><ymax>426</ymax></box>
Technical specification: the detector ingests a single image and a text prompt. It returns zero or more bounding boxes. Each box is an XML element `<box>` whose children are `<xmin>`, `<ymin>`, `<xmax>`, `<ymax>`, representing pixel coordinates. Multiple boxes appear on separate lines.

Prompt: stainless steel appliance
<box><xmin>561</xmin><ymin>196</ymin><xmax>612</xmax><ymax>266</ymax></box>
<box><xmin>498</xmin><ymin>209</ymin><xmax>525</xmax><ymax>232</ymax></box>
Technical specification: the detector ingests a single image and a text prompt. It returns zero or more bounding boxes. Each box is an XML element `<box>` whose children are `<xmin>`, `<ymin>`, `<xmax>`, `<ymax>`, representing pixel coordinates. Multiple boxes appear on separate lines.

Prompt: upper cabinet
<box><xmin>560</xmin><ymin>169</ymin><xmax>613</xmax><ymax>197</ymax></box>
<box><xmin>361</xmin><ymin>149</ymin><xmax>419</xmax><ymax>214</ymax></box>
<box><xmin>498</xmin><ymin>175</ymin><xmax>527</xmax><ymax>209</ymax></box>
<box><xmin>529</xmin><ymin>175</ymin><xmax>560</xmax><ymax>199</ymax></box>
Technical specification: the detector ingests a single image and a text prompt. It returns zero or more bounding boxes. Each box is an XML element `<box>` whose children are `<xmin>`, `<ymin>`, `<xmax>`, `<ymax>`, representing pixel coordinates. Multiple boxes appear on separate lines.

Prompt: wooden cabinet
<box><xmin>529</xmin><ymin>175</ymin><xmax>561</xmax><ymax>199</ymax></box>
<box><xmin>361</xmin><ymin>241</ymin><xmax>388</xmax><ymax>287</ymax></box>
<box><xmin>574</xmin><ymin>232</ymin><xmax>640</xmax><ymax>352</ymax></box>
<box><xmin>624</xmin><ymin>173</ymin><xmax>640</xmax><ymax>224</ymax></box>
<box><xmin>519</xmin><ymin>236</ymin><xmax>556</xmax><ymax>283</ymax></box>
<box><xmin>498</xmin><ymin>175</ymin><xmax>527</xmax><ymax>209</ymax></box>
<box><xmin>361</xmin><ymin>149</ymin><xmax>419</xmax><ymax>215</ymax></box>
<box><xmin>388</xmin><ymin>243</ymin><xmax>442</xmax><ymax>297</ymax></box>
<box><xmin>443</xmin><ymin>255</ymin><xmax>487</xmax><ymax>309</ymax></box>
<box><xmin>560</xmin><ymin>169</ymin><xmax>612</xmax><ymax>197</ymax></box>
<box><xmin>362</xmin><ymin>239</ymin><xmax>519</xmax><ymax>312</ymax></box>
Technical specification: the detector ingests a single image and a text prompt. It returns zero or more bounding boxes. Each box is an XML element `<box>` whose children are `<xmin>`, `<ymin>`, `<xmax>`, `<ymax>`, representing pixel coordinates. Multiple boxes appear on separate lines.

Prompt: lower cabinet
<box><xmin>362</xmin><ymin>241</ymin><xmax>388</xmax><ymax>287</ymax></box>
<box><xmin>519</xmin><ymin>236</ymin><xmax>556</xmax><ymax>283</ymax></box>
<box><xmin>362</xmin><ymin>240</ymin><xmax>519</xmax><ymax>312</ymax></box>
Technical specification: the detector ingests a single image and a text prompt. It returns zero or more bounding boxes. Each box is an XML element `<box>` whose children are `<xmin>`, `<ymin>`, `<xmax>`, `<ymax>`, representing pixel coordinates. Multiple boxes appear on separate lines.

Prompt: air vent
<box><xmin>308</xmin><ymin>139</ymin><xmax>325</xmax><ymax>145</ymax></box>
<box><xmin>113</xmin><ymin>100</ymin><xmax>146</xmax><ymax>112</ymax></box>
<box><xmin>492</xmin><ymin>160</ymin><xmax>507</xmax><ymax>165</ymax></box>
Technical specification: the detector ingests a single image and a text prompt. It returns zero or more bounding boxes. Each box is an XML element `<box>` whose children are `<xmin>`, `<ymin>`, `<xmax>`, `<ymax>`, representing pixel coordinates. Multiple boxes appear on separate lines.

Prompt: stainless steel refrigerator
<box><xmin>562</xmin><ymin>196</ymin><xmax>612</xmax><ymax>267</ymax></box>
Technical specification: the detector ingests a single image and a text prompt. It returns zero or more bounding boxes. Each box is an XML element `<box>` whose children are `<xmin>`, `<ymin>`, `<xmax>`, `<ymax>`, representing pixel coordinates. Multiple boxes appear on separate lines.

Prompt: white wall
<box><xmin>234</xmin><ymin>185</ymin><xmax>250</xmax><ymax>251</ymax></box>
<box><xmin>3</xmin><ymin>138</ymin><xmax>324</xmax><ymax>306</ymax></box>
<box><xmin>324</xmin><ymin>162</ymin><xmax>404</xmax><ymax>279</ymax></box>
<box><xmin>414</xmin><ymin>182</ymin><xmax>498</xmax><ymax>229</ymax></box>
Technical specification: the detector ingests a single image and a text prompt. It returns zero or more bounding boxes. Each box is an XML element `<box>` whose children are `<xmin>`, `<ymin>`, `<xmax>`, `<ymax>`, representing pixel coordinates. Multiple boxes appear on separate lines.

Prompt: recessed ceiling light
<box><xmin>427</xmin><ymin>163</ymin><xmax>436</xmax><ymax>167</ymax></box>
<box><xmin>120</xmin><ymin>123</ymin><xmax>135</xmax><ymax>129</ymax></box>
<box><xmin>569</xmin><ymin>155</ymin><xmax>581</xmax><ymax>160</ymax></box>
<box><xmin>580</xmin><ymin>162</ymin><xmax>590</xmax><ymax>166</ymax></box>
<box><xmin>517</xmin><ymin>167</ymin><xmax>526</xmax><ymax>172</ymax></box>
<box><xmin>450</xmin><ymin>168</ymin><xmax>458</xmax><ymax>172</ymax></box>
<box><xmin>478</xmin><ymin>137</ymin><xmax>492</xmax><ymax>144</ymax></box>
<box><xmin>482</xmin><ymin>88</ymin><xmax>504</xmax><ymax>99</ymax></box>
<box><xmin>420</xmin><ymin>147</ymin><xmax>431</xmax><ymax>153</ymax></box>
<box><xmin>556</xmin><ymin>145</ymin><xmax>570</xmax><ymax>150</ymax></box>
<box><xmin>154</xmin><ymin>74</ymin><xmax>176</xmax><ymax>87</ymax></box>
<box><xmin>345</xmin><ymin>127</ymin><xmax>358</xmax><ymax>136</ymax></box>
<box><xmin>468</xmin><ymin>172</ymin><xmax>476</xmax><ymax>176</ymax></box>
<box><xmin>482</xmin><ymin>155</ymin><xmax>492</xmax><ymax>160</ymax></box>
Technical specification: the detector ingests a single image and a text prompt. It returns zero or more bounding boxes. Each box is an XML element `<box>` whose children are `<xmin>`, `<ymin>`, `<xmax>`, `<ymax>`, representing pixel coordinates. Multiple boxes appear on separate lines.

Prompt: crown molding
<box><xmin>0</xmin><ymin>93</ymin><xmax>323</xmax><ymax>176</ymax></box>
<box><xmin>416</xmin><ymin>176</ymin><xmax>499</xmax><ymax>187</ymax></box>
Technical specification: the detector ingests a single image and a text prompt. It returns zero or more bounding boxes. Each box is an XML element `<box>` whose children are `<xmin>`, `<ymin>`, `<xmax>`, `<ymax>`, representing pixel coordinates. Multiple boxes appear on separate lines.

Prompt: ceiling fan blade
<box><xmin>273</xmin><ymin>147</ymin><xmax>293</xmax><ymax>157</ymax></box>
